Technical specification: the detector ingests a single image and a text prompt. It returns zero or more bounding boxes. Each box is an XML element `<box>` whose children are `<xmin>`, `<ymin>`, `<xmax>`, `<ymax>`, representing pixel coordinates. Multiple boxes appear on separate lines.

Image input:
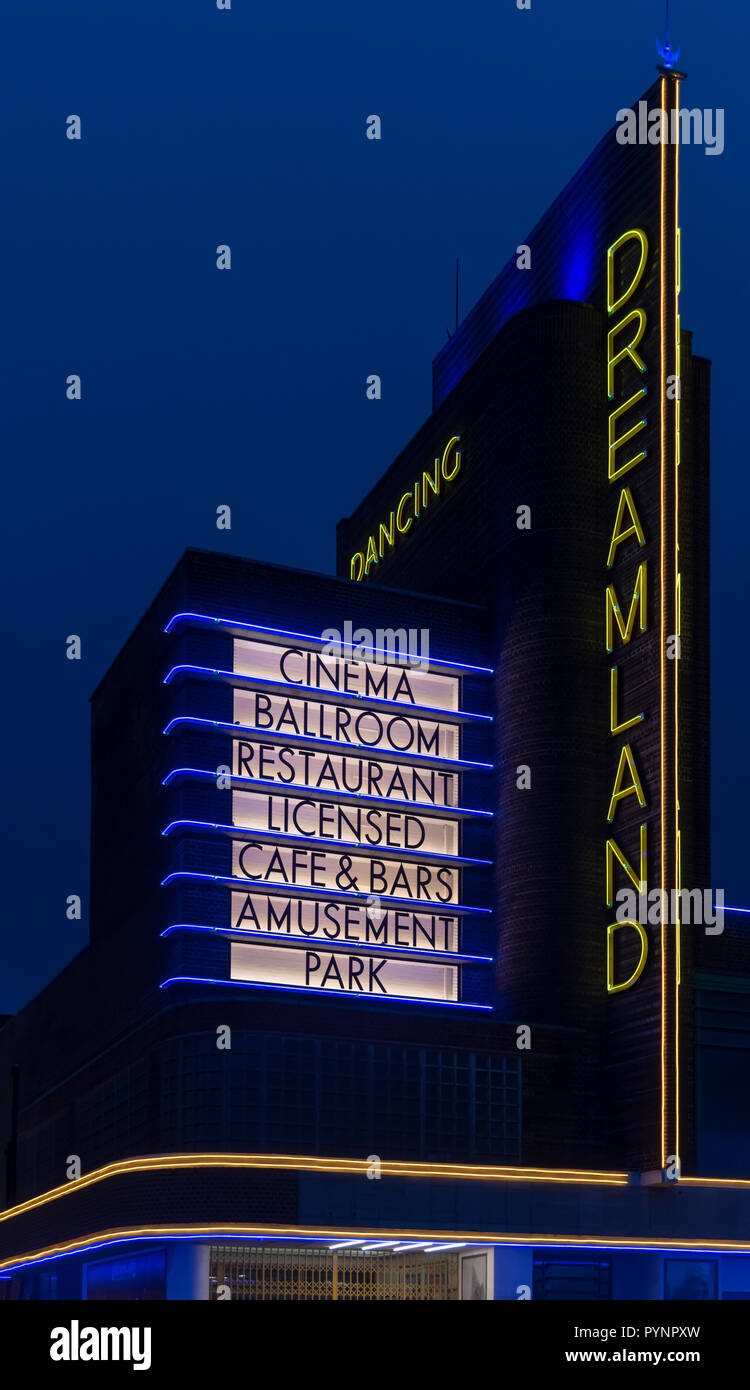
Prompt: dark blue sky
<box><xmin>1</xmin><ymin>0</ymin><xmax>746</xmax><ymax>1011</ymax></box>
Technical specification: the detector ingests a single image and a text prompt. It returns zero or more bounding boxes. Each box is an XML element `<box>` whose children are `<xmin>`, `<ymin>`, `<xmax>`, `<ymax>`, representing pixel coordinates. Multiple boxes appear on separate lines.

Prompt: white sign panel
<box><xmin>230</xmin><ymin>891</ymin><xmax>459</xmax><ymax>952</ymax></box>
<box><xmin>233</xmin><ymin>638</ymin><xmax>459</xmax><ymax>711</ymax></box>
<box><xmin>222</xmin><ymin>637</ymin><xmax>469</xmax><ymax>1005</ymax></box>
<box><xmin>230</xmin><ymin>940</ymin><xmax>459</xmax><ymax>1001</ymax></box>
<box><xmin>231</xmin><ymin>789</ymin><xmax>459</xmax><ymax>854</ymax></box>
<box><xmin>232</xmin><ymin>741</ymin><xmax>457</xmax><ymax>806</ymax></box>
<box><xmin>231</xmin><ymin>841</ymin><xmax>458</xmax><ymax>903</ymax></box>
<box><xmin>232</xmin><ymin>688</ymin><xmax>459</xmax><ymax>760</ymax></box>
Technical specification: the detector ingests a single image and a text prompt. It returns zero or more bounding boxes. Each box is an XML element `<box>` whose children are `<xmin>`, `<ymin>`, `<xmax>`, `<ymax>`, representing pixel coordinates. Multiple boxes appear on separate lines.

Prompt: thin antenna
<box><xmin>656</xmin><ymin>0</ymin><xmax>680</xmax><ymax>68</ymax></box>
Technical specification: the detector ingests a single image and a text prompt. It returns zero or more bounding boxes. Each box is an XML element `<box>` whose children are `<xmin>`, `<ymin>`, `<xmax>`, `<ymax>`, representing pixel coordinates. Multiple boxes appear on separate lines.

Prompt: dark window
<box><xmin>696</xmin><ymin>986</ymin><xmax>750</xmax><ymax>1177</ymax></box>
<box><xmin>533</xmin><ymin>1252</ymin><xmax>612</xmax><ymax>1300</ymax></box>
<box><xmin>86</xmin><ymin>1251</ymin><xmax>166</xmax><ymax>1301</ymax></box>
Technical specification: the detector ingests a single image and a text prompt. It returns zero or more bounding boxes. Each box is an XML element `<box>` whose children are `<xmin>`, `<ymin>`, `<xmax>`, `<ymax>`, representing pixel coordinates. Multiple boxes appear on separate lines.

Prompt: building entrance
<box><xmin>209</xmin><ymin>1244</ymin><xmax>460</xmax><ymax>1301</ymax></box>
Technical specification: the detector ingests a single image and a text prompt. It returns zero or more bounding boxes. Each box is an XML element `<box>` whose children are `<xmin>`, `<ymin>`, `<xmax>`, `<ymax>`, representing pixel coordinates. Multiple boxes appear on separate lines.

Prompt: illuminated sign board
<box><xmin>604</xmin><ymin>227</ymin><xmax>651</xmax><ymax>995</ymax></box>
<box><xmin>232</xmin><ymin>638</ymin><xmax>459</xmax><ymax>709</ymax></box>
<box><xmin>230</xmin><ymin>940</ymin><xmax>459</xmax><ymax>1001</ymax></box>
<box><xmin>232</xmin><ymin>691</ymin><xmax>459</xmax><ymax>759</ymax></box>
<box><xmin>225</xmin><ymin>635</ymin><xmax>483</xmax><ymax>1004</ymax></box>
<box><xmin>600</xmin><ymin>74</ymin><xmax>682</xmax><ymax>1168</ymax></box>
<box><xmin>230</xmin><ymin>842</ymin><xmax>458</xmax><ymax>901</ymax></box>
<box><xmin>231</xmin><ymin>789</ymin><xmax>458</xmax><ymax>852</ymax></box>
<box><xmin>230</xmin><ymin>893</ymin><xmax>458</xmax><ymax>950</ymax></box>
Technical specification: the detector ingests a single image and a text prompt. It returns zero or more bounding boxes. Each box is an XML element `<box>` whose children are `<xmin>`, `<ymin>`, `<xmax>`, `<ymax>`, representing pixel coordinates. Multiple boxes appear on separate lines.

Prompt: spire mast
<box><xmin>657</xmin><ymin>0</ymin><xmax>681</xmax><ymax>70</ymax></box>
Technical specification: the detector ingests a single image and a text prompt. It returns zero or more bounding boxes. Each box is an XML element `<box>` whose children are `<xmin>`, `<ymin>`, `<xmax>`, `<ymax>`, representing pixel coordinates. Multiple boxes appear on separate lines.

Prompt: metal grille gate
<box><xmin>209</xmin><ymin>1244</ymin><xmax>459</xmax><ymax>1300</ymax></box>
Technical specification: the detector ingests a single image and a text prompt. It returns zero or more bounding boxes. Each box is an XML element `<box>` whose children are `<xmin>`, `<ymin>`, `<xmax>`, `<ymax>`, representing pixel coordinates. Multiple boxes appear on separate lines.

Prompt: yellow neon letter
<box><xmin>607</xmin><ymin>308</ymin><xmax>647</xmax><ymax>398</ymax></box>
<box><xmin>378</xmin><ymin>511</ymin><xmax>395</xmax><ymax>558</ymax></box>
<box><xmin>607</xmin><ymin>228</ymin><xmax>649</xmax><ymax>315</ymax></box>
<box><xmin>396</xmin><ymin>492</ymin><xmax>413</xmax><ymax>533</ymax></box>
<box><xmin>441</xmin><ymin>435</ymin><xmax>462</xmax><ymax>481</ymax></box>
<box><xmin>350</xmin><ymin>552</ymin><xmax>364</xmax><ymax>582</ymax></box>
<box><xmin>607</xmin><ymin>743</ymin><xmax>646</xmax><ymax>822</ymax></box>
<box><xmin>606</xmin><ymin>920</ymin><xmax>649</xmax><ymax>993</ymax></box>
<box><xmin>608</xmin><ymin>388</ymin><xmax>647</xmax><ymax>481</ymax></box>
<box><xmin>607</xmin><ymin>487</ymin><xmax>645</xmax><ymax>568</ymax></box>
<box><xmin>421</xmin><ymin>458</ymin><xmax>440</xmax><ymax>509</ymax></box>
<box><xmin>606</xmin><ymin>562</ymin><xmax>647</xmax><ymax>651</ymax></box>
<box><xmin>610</xmin><ymin>665</ymin><xmax>644</xmax><ymax>735</ymax></box>
<box><xmin>605</xmin><ymin>825</ymin><xmax>647</xmax><ymax>906</ymax></box>
<box><xmin>363</xmin><ymin>534</ymin><xmax>379</xmax><ymax>576</ymax></box>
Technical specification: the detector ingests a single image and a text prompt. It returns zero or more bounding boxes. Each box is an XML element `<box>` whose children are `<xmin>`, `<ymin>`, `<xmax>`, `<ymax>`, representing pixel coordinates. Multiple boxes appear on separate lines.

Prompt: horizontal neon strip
<box><xmin>724</xmin><ymin>906</ymin><xmax>750</xmax><ymax>915</ymax></box>
<box><xmin>161</xmin><ymin>767</ymin><xmax>493</xmax><ymax>819</ymax></box>
<box><xmin>162</xmin><ymin>664</ymin><xmax>493</xmax><ymax>723</ymax></box>
<box><xmin>162</xmin><ymin>715</ymin><xmax>493</xmax><ymax>771</ymax></box>
<box><xmin>6</xmin><ymin>1223</ymin><xmax>750</xmax><ymax>1275</ymax></box>
<box><xmin>160</xmin><ymin>870</ymin><xmax>490</xmax><ymax>915</ymax></box>
<box><xmin>160</xmin><ymin>923</ymin><xmax>493</xmax><ymax>964</ymax></box>
<box><xmin>680</xmin><ymin>1176</ymin><xmax>750</xmax><ymax>1189</ymax></box>
<box><xmin>158</xmin><ymin>974</ymin><xmax>491</xmax><ymax>1009</ymax></box>
<box><xmin>163</xmin><ymin>611</ymin><xmax>494</xmax><ymax>675</ymax></box>
<box><xmin>160</xmin><ymin>820</ymin><xmax>492</xmax><ymax>868</ymax></box>
<box><xmin>0</xmin><ymin>1153</ymin><xmax>632</xmax><ymax>1231</ymax></box>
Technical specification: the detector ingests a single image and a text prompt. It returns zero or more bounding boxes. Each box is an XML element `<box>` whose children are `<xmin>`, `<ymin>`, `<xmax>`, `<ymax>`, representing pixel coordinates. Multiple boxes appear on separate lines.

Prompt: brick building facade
<box><xmin>1</xmin><ymin>69</ymin><xmax>749</xmax><ymax>1302</ymax></box>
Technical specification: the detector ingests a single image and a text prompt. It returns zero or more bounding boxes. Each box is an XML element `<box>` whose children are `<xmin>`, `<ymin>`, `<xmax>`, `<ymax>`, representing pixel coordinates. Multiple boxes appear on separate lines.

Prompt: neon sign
<box><xmin>604</xmin><ymin>228</ymin><xmax>651</xmax><ymax>994</ymax></box>
<box><xmin>348</xmin><ymin>436</ymin><xmax>462</xmax><ymax>581</ymax></box>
